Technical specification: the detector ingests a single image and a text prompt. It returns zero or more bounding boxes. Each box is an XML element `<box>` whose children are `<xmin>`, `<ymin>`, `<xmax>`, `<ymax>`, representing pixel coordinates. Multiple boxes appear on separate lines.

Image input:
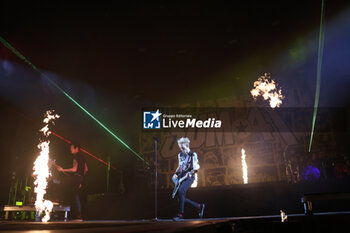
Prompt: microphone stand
<box><xmin>153</xmin><ymin>137</ymin><xmax>159</xmax><ymax>221</ymax></box>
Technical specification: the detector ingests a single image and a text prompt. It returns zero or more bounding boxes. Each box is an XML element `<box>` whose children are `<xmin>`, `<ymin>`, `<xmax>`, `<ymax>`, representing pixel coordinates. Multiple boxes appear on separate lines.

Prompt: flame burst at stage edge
<box><xmin>32</xmin><ymin>110</ymin><xmax>59</xmax><ymax>222</ymax></box>
<box><xmin>241</xmin><ymin>148</ymin><xmax>248</xmax><ymax>184</ymax></box>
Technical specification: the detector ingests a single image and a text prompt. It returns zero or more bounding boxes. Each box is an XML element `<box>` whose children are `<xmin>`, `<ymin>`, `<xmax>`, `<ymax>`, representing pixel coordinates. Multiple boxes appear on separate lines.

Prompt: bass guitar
<box><xmin>172</xmin><ymin>170</ymin><xmax>196</xmax><ymax>199</ymax></box>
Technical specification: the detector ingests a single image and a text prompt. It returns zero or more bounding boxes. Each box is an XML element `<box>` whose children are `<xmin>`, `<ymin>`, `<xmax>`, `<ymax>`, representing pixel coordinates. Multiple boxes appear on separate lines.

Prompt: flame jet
<box><xmin>33</xmin><ymin>110</ymin><xmax>59</xmax><ymax>222</ymax></box>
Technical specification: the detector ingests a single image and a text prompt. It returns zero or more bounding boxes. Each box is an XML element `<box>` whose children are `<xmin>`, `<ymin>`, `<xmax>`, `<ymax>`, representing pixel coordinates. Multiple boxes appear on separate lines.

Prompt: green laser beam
<box><xmin>0</xmin><ymin>36</ymin><xmax>149</xmax><ymax>166</ymax></box>
<box><xmin>308</xmin><ymin>0</ymin><xmax>326</xmax><ymax>152</ymax></box>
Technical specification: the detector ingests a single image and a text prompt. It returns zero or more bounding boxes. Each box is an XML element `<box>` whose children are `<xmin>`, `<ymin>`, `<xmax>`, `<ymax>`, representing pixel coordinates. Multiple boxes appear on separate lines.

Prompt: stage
<box><xmin>1</xmin><ymin>212</ymin><xmax>350</xmax><ymax>233</ymax></box>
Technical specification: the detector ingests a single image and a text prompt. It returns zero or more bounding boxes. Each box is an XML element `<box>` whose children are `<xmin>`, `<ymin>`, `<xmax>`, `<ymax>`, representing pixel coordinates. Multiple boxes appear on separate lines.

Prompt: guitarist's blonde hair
<box><xmin>177</xmin><ymin>137</ymin><xmax>190</xmax><ymax>144</ymax></box>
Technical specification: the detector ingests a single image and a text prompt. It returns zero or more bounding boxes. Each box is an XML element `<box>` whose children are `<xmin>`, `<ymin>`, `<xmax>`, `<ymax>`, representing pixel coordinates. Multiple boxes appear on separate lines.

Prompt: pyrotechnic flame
<box><xmin>241</xmin><ymin>148</ymin><xmax>248</xmax><ymax>184</ymax></box>
<box><xmin>33</xmin><ymin>110</ymin><xmax>59</xmax><ymax>222</ymax></box>
<box><xmin>191</xmin><ymin>173</ymin><xmax>198</xmax><ymax>188</ymax></box>
<box><xmin>40</xmin><ymin>125</ymin><xmax>50</xmax><ymax>136</ymax></box>
<box><xmin>250</xmin><ymin>73</ymin><xmax>284</xmax><ymax>108</ymax></box>
<box><xmin>280</xmin><ymin>210</ymin><xmax>288</xmax><ymax>222</ymax></box>
<box><xmin>43</xmin><ymin>111</ymin><xmax>60</xmax><ymax>124</ymax></box>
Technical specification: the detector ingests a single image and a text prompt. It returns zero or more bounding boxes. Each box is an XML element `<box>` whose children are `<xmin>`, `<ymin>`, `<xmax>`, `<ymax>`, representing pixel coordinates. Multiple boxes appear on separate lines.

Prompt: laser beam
<box><xmin>309</xmin><ymin>0</ymin><xmax>326</xmax><ymax>152</ymax></box>
<box><xmin>50</xmin><ymin>131</ymin><xmax>117</xmax><ymax>171</ymax></box>
<box><xmin>0</xmin><ymin>36</ymin><xmax>149</xmax><ymax>166</ymax></box>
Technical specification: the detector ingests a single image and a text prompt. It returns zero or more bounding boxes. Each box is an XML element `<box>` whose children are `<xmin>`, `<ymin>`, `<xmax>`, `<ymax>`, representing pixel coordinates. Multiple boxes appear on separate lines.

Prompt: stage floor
<box><xmin>1</xmin><ymin>212</ymin><xmax>350</xmax><ymax>233</ymax></box>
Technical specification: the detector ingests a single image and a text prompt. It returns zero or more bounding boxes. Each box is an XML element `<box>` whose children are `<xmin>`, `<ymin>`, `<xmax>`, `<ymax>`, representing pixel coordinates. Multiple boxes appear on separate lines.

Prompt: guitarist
<box><xmin>55</xmin><ymin>143</ymin><xmax>88</xmax><ymax>221</ymax></box>
<box><xmin>173</xmin><ymin>137</ymin><xmax>205</xmax><ymax>220</ymax></box>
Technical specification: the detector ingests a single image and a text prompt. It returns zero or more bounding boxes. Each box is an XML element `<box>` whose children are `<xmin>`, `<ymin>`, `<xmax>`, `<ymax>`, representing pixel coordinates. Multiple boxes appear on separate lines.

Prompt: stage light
<box><xmin>15</xmin><ymin>201</ymin><xmax>23</xmax><ymax>206</ymax></box>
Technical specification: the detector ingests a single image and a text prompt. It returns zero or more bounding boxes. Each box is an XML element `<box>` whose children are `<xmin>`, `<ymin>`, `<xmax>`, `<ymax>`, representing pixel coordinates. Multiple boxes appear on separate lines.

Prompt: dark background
<box><xmin>1</xmin><ymin>1</ymin><xmax>350</xmax><ymax>219</ymax></box>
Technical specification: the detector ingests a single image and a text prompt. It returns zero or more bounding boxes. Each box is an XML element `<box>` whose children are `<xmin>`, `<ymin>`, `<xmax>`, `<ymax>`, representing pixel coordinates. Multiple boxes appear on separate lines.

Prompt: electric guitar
<box><xmin>48</xmin><ymin>159</ymin><xmax>68</xmax><ymax>175</ymax></box>
<box><xmin>48</xmin><ymin>158</ymin><xmax>57</xmax><ymax>168</ymax></box>
<box><xmin>172</xmin><ymin>170</ymin><xmax>196</xmax><ymax>199</ymax></box>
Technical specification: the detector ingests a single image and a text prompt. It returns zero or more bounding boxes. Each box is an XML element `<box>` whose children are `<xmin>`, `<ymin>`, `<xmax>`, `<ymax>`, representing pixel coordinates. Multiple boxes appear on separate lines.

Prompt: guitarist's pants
<box><xmin>178</xmin><ymin>176</ymin><xmax>199</xmax><ymax>214</ymax></box>
<box><xmin>70</xmin><ymin>175</ymin><xmax>84</xmax><ymax>218</ymax></box>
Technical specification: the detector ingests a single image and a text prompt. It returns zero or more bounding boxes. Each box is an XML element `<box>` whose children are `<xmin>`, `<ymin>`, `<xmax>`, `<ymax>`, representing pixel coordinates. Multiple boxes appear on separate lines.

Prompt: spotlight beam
<box><xmin>308</xmin><ymin>0</ymin><xmax>326</xmax><ymax>152</ymax></box>
<box><xmin>0</xmin><ymin>36</ymin><xmax>149</xmax><ymax>166</ymax></box>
